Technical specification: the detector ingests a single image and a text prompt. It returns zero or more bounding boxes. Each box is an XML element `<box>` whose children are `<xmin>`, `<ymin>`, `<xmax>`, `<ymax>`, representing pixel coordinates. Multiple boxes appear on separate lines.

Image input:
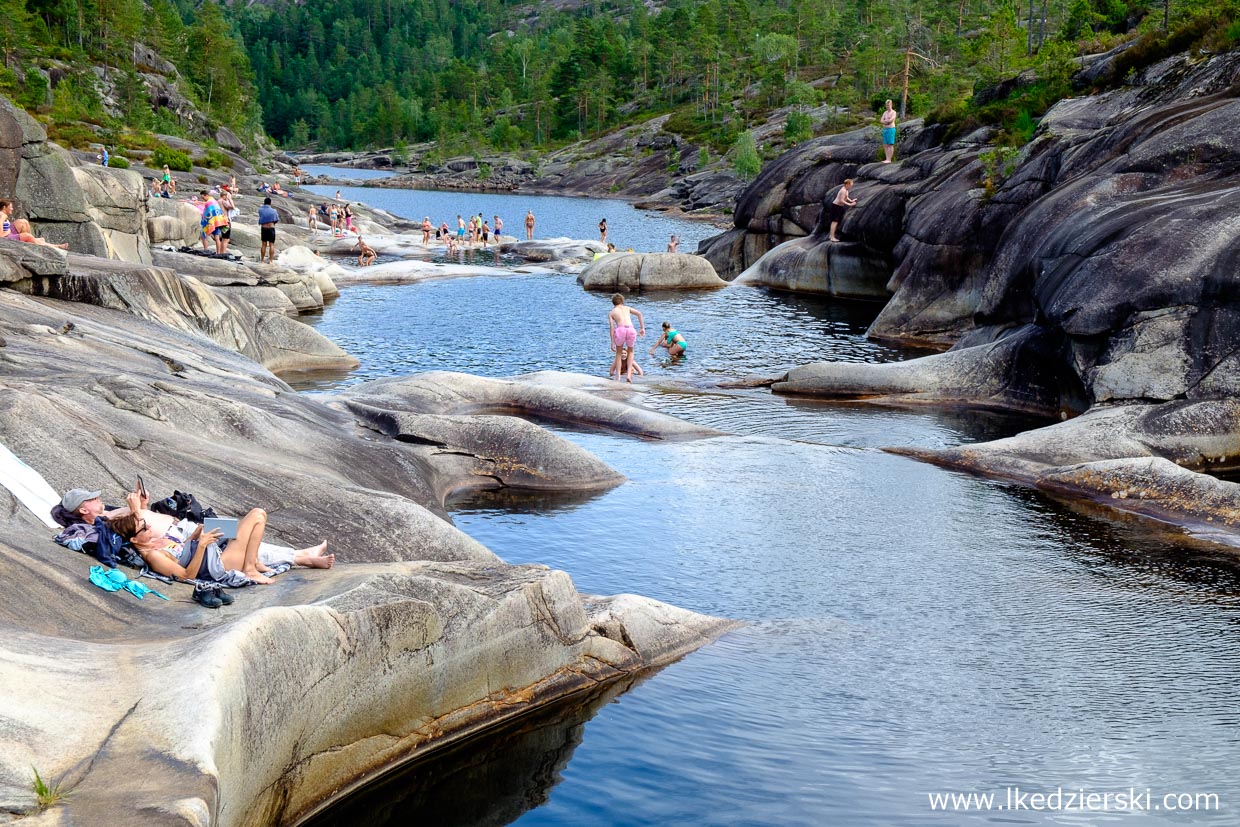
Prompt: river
<box><xmin>296</xmin><ymin>191</ymin><xmax>1240</xmax><ymax>825</ymax></box>
<box><xmin>299</xmin><ymin>164</ymin><xmax>719</xmax><ymax>254</ymax></box>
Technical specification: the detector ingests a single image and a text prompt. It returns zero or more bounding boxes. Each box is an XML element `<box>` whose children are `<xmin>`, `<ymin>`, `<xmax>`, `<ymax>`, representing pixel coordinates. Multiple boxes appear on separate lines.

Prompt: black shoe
<box><xmin>193</xmin><ymin>583</ymin><xmax>223</xmax><ymax>609</ymax></box>
<box><xmin>211</xmin><ymin>584</ymin><xmax>235</xmax><ymax>605</ymax></box>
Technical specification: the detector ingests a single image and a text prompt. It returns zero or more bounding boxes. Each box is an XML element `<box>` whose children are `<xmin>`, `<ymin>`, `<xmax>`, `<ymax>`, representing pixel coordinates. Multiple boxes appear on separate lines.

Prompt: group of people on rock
<box><xmin>148</xmin><ymin>164</ymin><xmax>178</xmax><ymax>198</ymax></box>
<box><xmin>308</xmin><ymin>201</ymin><xmax>354</xmax><ymax>238</ymax></box>
<box><xmin>53</xmin><ymin>483</ymin><xmax>334</xmax><ymax>608</ymax></box>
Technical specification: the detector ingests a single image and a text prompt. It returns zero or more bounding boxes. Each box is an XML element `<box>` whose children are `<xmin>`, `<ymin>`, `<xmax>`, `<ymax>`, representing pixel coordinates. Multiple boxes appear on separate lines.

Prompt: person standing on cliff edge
<box><xmin>827</xmin><ymin>179</ymin><xmax>858</xmax><ymax>243</ymax></box>
<box><xmin>880</xmin><ymin>99</ymin><xmax>897</xmax><ymax>163</ymax></box>
<box><xmin>525</xmin><ymin>210</ymin><xmax>536</xmax><ymax>240</ymax></box>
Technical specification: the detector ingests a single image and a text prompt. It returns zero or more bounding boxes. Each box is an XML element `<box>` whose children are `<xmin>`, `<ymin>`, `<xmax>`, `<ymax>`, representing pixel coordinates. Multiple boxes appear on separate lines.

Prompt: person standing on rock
<box><xmin>494</xmin><ymin>214</ymin><xmax>503</xmax><ymax>239</ymax></box>
<box><xmin>481</xmin><ymin>220</ymin><xmax>491</xmax><ymax>248</ymax></box>
<box><xmin>598</xmin><ymin>218</ymin><xmax>608</xmax><ymax>243</ymax></box>
<box><xmin>525</xmin><ymin>210</ymin><xmax>535</xmax><ymax>240</ymax></box>
<box><xmin>162</xmin><ymin>165</ymin><xmax>176</xmax><ymax>195</ymax></box>
<box><xmin>881</xmin><ymin>99</ymin><xmax>897</xmax><ymax>164</ymax></box>
<box><xmin>308</xmin><ymin>204</ymin><xmax>318</xmax><ymax>237</ymax></box>
<box><xmin>827</xmin><ymin>179</ymin><xmax>858</xmax><ymax>243</ymax></box>
<box><xmin>199</xmin><ymin>190</ymin><xmax>228</xmax><ymax>254</ymax></box>
<box><xmin>258</xmin><ymin>197</ymin><xmax>279</xmax><ymax>264</ymax></box>
<box><xmin>422</xmin><ymin>217</ymin><xmax>432</xmax><ymax>245</ymax></box>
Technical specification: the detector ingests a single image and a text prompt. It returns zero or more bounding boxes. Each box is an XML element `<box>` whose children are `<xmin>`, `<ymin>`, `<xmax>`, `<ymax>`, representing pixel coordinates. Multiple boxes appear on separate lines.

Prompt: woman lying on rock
<box><xmin>11</xmin><ymin>219</ymin><xmax>69</xmax><ymax>250</ymax></box>
<box><xmin>100</xmin><ymin>489</ymin><xmax>333</xmax><ymax>582</ymax></box>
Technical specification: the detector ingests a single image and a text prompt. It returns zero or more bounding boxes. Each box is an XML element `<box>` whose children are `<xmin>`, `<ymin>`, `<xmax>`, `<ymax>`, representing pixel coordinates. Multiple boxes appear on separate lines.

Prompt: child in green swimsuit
<box><xmin>650</xmin><ymin>322</ymin><xmax>687</xmax><ymax>358</ymax></box>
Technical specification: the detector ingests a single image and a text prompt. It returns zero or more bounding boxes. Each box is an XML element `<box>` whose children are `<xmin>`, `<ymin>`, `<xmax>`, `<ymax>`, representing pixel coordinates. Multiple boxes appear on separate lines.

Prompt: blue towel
<box><xmin>123</xmin><ymin>579</ymin><xmax>169</xmax><ymax>600</ymax></box>
<box><xmin>89</xmin><ymin>565</ymin><xmax>126</xmax><ymax>592</ymax></box>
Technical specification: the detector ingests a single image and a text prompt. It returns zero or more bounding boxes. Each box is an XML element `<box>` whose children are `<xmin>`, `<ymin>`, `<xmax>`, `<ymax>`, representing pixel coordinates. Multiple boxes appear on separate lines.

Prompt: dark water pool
<box><xmin>301</xmin><ymin>274</ymin><xmax>1240</xmax><ymax>826</ymax></box>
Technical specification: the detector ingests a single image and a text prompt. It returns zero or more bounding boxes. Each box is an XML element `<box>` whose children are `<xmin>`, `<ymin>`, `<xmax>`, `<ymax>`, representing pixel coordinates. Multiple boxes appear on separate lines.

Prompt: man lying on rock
<box><xmin>55</xmin><ymin>487</ymin><xmax>334</xmax><ymax>578</ymax></box>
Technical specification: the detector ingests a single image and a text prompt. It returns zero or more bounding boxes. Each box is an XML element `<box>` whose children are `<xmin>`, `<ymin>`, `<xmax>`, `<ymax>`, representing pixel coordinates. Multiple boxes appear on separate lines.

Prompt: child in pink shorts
<box><xmin>607</xmin><ymin>293</ymin><xmax>645</xmax><ymax>382</ymax></box>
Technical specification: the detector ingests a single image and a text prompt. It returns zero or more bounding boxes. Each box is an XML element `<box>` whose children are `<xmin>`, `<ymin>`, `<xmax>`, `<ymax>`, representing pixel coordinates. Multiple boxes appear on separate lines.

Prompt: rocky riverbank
<box><xmin>704</xmin><ymin>45</ymin><xmax>1240</xmax><ymax>543</ymax></box>
<box><xmin>0</xmin><ymin>95</ymin><xmax>737</xmax><ymax>824</ymax></box>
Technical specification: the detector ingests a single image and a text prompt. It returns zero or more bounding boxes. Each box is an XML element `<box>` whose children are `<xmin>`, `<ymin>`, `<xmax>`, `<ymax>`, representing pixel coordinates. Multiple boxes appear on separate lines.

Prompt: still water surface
<box><xmin>300</xmin><ymin>227</ymin><xmax>1240</xmax><ymax>825</ymax></box>
<box><xmin>302</xmin><ymin>179</ymin><xmax>718</xmax><ymax>253</ymax></box>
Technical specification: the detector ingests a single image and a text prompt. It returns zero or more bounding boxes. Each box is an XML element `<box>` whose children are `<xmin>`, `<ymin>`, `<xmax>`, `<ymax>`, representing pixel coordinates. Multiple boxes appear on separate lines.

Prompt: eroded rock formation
<box><xmin>705</xmin><ymin>47</ymin><xmax>1240</xmax><ymax>539</ymax></box>
<box><xmin>0</xmin><ymin>280</ymin><xmax>734</xmax><ymax>824</ymax></box>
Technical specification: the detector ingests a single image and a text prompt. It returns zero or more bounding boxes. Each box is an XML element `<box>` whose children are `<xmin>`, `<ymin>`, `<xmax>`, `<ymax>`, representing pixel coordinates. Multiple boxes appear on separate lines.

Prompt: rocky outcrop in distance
<box><xmin>710</xmin><ymin>46</ymin><xmax>1240</xmax><ymax>542</ymax></box>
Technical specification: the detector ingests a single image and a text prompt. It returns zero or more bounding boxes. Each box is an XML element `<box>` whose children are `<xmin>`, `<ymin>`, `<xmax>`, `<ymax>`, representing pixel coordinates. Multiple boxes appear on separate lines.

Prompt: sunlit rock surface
<box><xmin>0</xmin><ymin>281</ymin><xmax>733</xmax><ymax>824</ymax></box>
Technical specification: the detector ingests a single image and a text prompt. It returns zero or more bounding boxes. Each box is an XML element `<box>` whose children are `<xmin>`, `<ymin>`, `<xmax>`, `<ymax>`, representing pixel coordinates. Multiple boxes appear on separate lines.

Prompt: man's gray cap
<box><xmin>61</xmin><ymin>489</ymin><xmax>102</xmax><ymax>512</ymax></box>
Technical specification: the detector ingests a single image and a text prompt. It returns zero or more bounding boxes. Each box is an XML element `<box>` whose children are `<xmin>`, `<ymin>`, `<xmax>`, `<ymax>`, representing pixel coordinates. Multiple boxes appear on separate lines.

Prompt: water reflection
<box><xmin>296</xmin><ymin>266</ymin><xmax>1240</xmax><ymax>827</ymax></box>
<box><xmin>303</xmin><ymin>679</ymin><xmax>637</xmax><ymax>827</ymax></box>
<box><xmin>292</xmin><ymin>275</ymin><xmax>909</xmax><ymax>393</ymax></box>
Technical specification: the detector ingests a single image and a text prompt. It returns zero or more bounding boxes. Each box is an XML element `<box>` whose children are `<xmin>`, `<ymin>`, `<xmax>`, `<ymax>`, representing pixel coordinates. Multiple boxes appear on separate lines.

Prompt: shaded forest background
<box><xmin>0</xmin><ymin>0</ymin><xmax>1236</xmax><ymax>161</ymax></box>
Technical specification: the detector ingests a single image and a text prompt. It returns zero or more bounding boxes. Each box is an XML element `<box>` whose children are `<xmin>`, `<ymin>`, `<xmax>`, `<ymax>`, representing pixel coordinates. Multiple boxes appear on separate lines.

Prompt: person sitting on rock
<box><xmin>355</xmin><ymin>235</ymin><xmax>377</xmax><ymax>266</ymax></box>
<box><xmin>258</xmin><ymin>182</ymin><xmax>272</xmax><ymax>194</ymax></box>
<box><xmin>109</xmin><ymin>504</ymin><xmax>256</xmax><ymax>586</ymax></box>
<box><xmin>0</xmin><ymin>199</ymin><xmax>16</xmax><ymax>238</ymax></box>
<box><xmin>11</xmin><ymin>219</ymin><xmax>68</xmax><ymax>250</ymax></box>
<box><xmin>105</xmin><ymin>488</ymin><xmax>333</xmax><ymax>583</ymax></box>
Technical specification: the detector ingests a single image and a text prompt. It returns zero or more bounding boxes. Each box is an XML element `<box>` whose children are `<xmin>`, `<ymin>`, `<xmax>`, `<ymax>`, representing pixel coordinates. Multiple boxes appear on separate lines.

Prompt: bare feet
<box><xmin>244</xmin><ymin>570</ymin><xmax>274</xmax><ymax>584</ymax></box>
<box><xmin>303</xmin><ymin>553</ymin><xmax>335</xmax><ymax>569</ymax></box>
<box><xmin>828</xmin><ymin>237</ymin><xmax>839</xmax><ymax>242</ymax></box>
<box><xmin>294</xmin><ymin>541</ymin><xmax>335</xmax><ymax>569</ymax></box>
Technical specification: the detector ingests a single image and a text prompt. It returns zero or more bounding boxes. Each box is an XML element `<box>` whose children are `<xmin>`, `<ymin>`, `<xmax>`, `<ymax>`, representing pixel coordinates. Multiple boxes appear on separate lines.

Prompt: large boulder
<box><xmin>772</xmin><ymin>323</ymin><xmax>1085</xmax><ymax>417</ymax></box>
<box><xmin>71</xmin><ymin>165</ymin><xmax>152</xmax><ymax>264</ymax></box>
<box><xmin>22</xmin><ymin>252</ymin><xmax>354</xmax><ymax>374</ymax></box>
<box><xmin>577</xmin><ymin>252</ymin><xmax>726</xmax><ymax>291</ymax></box>
<box><xmin>0</xmin><ymin>237</ymin><xmax>68</xmax><ymax>285</ymax></box>
<box><xmin>503</xmin><ymin>237</ymin><xmax>605</xmax><ymax>263</ymax></box>
<box><xmin>337</xmin><ymin>371</ymin><xmax>724</xmax><ymax>442</ymax></box>
<box><xmin>734</xmin><ymin>233</ymin><xmax>892</xmax><ymax>299</ymax></box>
<box><xmin>894</xmin><ymin>398</ymin><xmax>1240</xmax><ymax>534</ymax></box>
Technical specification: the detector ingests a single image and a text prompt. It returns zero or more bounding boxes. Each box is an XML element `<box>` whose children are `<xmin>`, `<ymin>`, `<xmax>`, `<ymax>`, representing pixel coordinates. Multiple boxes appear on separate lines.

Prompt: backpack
<box><xmin>150</xmin><ymin>490</ymin><xmax>218</xmax><ymax>522</ymax></box>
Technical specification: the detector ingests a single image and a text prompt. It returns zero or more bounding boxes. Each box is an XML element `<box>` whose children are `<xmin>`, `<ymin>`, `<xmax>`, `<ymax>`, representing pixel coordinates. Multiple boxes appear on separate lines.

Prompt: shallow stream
<box><xmin>295</xmin><ymin>204</ymin><xmax>1240</xmax><ymax>825</ymax></box>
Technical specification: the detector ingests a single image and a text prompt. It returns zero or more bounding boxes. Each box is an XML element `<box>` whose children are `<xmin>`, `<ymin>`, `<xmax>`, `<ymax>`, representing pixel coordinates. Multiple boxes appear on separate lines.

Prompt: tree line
<box><xmin>236</xmin><ymin>0</ymin><xmax>1230</xmax><ymax>154</ymax></box>
<box><xmin>0</xmin><ymin>0</ymin><xmax>258</xmax><ymax>141</ymax></box>
<box><xmin>0</xmin><ymin>0</ymin><xmax>1230</xmax><ymax>160</ymax></box>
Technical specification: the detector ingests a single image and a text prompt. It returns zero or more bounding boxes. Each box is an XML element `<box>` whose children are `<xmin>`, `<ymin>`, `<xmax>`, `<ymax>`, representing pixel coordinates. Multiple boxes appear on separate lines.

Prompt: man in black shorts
<box><xmin>258</xmin><ymin>197</ymin><xmax>279</xmax><ymax>264</ymax></box>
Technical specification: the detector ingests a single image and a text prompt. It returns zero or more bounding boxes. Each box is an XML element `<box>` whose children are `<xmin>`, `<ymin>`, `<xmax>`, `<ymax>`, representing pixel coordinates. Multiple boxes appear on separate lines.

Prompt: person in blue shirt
<box><xmin>257</xmin><ymin>198</ymin><xmax>279</xmax><ymax>264</ymax></box>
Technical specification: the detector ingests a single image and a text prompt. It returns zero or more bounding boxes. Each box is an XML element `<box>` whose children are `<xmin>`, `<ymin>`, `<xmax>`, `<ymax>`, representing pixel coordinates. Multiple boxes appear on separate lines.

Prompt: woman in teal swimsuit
<box><xmin>650</xmin><ymin>322</ymin><xmax>687</xmax><ymax>358</ymax></box>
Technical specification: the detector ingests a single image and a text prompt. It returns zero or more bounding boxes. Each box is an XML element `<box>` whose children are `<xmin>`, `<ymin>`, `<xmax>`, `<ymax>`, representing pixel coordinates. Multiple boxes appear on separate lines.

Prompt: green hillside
<box><xmin>0</xmin><ymin>0</ymin><xmax>257</xmax><ymax>150</ymax></box>
<box><xmin>237</xmin><ymin>0</ymin><xmax>1240</xmax><ymax>156</ymax></box>
<box><xmin>0</xmin><ymin>0</ymin><xmax>1236</xmax><ymax>166</ymax></box>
